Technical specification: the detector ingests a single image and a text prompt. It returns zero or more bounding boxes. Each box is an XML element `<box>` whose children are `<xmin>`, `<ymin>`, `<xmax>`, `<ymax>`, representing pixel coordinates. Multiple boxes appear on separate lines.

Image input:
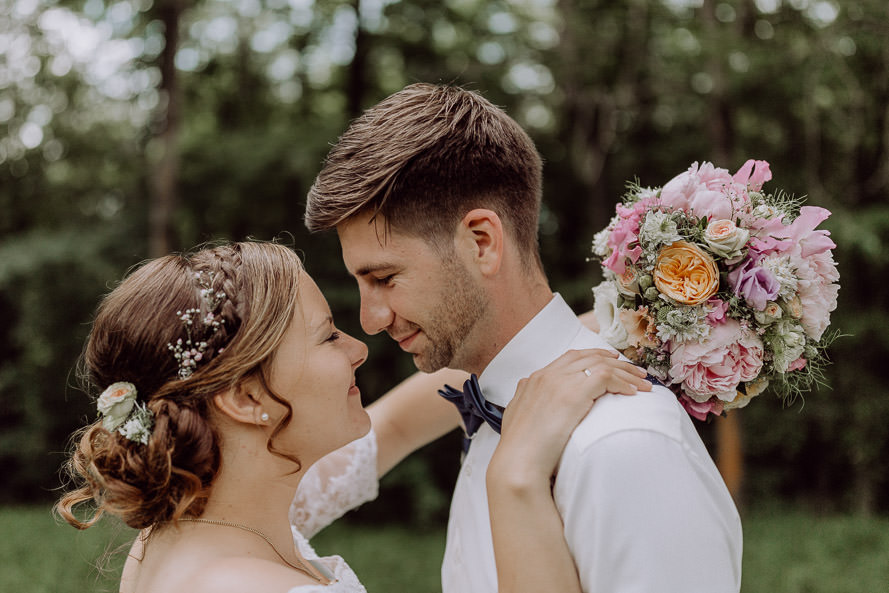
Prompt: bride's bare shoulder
<box><xmin>181</xmin><ymin>557</ymin><xmax>322</xmax><ymax>593</ymax></box>
<box><xmin>119</xmin><ymin>532</ymin><xmax>145</xmax><ymax>593</ymax></box>
<box><xmin>119</xmin><ymin>531</ymin><xmax>319</xmax><ymax>593</ymax></box>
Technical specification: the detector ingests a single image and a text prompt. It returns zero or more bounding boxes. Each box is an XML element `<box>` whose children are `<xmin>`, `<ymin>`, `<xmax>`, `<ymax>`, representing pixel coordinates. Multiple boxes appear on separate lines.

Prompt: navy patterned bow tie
<box><xmin>438</xmin><ymin>374</ymin><xmax>502</xmax><ymax>438</ymax></box>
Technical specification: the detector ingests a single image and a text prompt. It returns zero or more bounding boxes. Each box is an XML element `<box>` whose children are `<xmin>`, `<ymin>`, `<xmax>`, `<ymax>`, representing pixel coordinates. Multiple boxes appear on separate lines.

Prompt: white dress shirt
<box><xmin>441</xmin><ymin>294</ymin><xmax>742</xmax><ymax>593</ymax></box>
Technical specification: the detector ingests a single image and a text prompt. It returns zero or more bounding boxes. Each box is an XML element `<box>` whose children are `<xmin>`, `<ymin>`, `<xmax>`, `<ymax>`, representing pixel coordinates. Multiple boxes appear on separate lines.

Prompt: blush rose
<box><xmin>97</xmin><ymin>381</ymin><xmax>138</xmax><ymax>431</ymax></box>
<box><xmin>703</xmin><ymin>219</ymin><xmax>750</xmax><ymax>259</ymax></box>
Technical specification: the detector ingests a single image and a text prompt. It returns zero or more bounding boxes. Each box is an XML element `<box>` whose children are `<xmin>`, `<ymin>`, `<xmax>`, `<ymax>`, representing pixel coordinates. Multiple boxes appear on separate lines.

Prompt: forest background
<box><xmin>1</xmin><ymin>0</ymin><xmax>888</xmax><ymax>525</ymax></box>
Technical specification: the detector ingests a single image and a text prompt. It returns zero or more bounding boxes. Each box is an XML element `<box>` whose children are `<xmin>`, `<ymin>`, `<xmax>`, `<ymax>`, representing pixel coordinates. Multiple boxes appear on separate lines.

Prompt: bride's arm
<box><xmin>368</xmin><ymin>368</ymin><xmax>466</xmax><ymax>477</ymax></box>
<box><xmin>486</xmin><ymin>349</ymin><xmax>650</xmax><ymax>593</ymax></box>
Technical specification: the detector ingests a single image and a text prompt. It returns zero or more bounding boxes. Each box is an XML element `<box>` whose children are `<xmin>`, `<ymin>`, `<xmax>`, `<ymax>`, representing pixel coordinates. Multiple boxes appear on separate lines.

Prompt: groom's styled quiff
<box><xmin>305</xmin><ymin>83</ymin><xmax>544</xmax><ymax>270</ymax></box>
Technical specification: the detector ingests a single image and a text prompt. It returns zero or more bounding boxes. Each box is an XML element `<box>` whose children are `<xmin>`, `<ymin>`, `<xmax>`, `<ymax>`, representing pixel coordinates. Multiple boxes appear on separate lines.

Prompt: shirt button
<box><xmin>464</xmin><ymin>461</ymin><xmax>473</xmax><ymax>477</ymax></box>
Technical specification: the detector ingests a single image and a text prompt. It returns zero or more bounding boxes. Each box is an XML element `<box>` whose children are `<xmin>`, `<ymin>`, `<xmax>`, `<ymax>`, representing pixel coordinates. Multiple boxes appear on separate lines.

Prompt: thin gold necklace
<box><xmin>179</xmin><ymin>517</ymin><xmax>326</xmax><ymax>583</ymax></box>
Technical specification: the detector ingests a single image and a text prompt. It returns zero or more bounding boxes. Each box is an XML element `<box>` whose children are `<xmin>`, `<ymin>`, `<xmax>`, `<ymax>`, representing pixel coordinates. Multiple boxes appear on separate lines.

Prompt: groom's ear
<box><xmin>456</xmin><ymin>209</ymin><xmax>503</xmax><ymax>277</ymax></box>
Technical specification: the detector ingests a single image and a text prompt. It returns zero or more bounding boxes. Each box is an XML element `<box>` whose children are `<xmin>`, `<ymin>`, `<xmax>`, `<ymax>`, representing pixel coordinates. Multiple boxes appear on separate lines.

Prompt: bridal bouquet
<box><xmin>590</xmin><ymin>160</ymin><xmax>839</xmax><ymax>420</ymax></box>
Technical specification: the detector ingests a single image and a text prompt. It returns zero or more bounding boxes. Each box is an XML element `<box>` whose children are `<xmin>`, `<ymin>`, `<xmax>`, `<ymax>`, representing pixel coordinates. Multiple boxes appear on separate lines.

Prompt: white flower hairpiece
<box><xmin>96</xmin><ymin>382</ymin><xmax>154</xmax><ymax>445</ymax></box>
<box><xmin>167</xmin><ymin>271</ymin><xmax>227</xmax><ymax>380</ymax></box>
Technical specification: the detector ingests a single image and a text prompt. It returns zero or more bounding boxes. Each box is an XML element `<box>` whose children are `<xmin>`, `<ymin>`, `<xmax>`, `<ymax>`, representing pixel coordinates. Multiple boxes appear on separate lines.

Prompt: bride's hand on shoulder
<box><xmin>490</xmin><ymin>349</ymin><xmax>651</xmax><ymax>488</ymax></box>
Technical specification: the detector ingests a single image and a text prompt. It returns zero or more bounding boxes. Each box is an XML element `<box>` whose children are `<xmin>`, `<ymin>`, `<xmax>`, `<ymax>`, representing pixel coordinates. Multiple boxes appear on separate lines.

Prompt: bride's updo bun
<box><xmin>56</xmin><ymin>242</ymin><xmax>304</xmax><ymax>530</ymax></box>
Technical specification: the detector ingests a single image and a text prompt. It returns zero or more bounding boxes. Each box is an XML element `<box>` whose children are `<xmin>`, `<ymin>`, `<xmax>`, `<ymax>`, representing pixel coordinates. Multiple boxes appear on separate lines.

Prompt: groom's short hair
<box><xmin>304</xmin><ymin>83</ymin><xmax>544</xmax><ymax>270</ymax></box>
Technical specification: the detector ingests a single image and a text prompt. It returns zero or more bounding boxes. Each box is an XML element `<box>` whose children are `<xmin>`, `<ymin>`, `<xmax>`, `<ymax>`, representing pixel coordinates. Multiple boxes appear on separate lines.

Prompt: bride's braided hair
<box><xmin>56</xmin><ymin>242</ymin><xmax>304</xmax><ymax>530</ymax></box>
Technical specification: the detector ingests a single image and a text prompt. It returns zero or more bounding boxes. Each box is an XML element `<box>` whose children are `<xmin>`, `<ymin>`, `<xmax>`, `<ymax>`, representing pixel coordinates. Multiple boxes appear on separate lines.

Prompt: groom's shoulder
<box><xmin>567</xmin><ymin>327</ymin><xmax>687</xmax><ymax>448</ymax></box>
<box><xmin>570</xmin><ymin>326</ymin><xmax>618</xmax><ymax>352</ymax></box>
<box><xmin>569</xmin><ymin>385</ymin><xmax>687</xmax><ymax>452</ymax></box>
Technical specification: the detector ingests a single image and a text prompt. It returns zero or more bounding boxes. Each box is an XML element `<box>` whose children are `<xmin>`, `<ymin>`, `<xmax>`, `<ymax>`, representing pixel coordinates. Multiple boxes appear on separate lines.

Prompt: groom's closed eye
<box><xmin>353</xmin><ymin>263</ymin><xmax>397</xmax><ymax>284</ymax></box>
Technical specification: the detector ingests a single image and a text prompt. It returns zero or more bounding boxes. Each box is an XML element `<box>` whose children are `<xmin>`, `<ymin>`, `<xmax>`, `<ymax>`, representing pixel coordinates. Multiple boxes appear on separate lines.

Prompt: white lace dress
<box><xmin>286</xmin><ymin>428</ymin><xmax>380</xmax><ymax>592</ymax></box>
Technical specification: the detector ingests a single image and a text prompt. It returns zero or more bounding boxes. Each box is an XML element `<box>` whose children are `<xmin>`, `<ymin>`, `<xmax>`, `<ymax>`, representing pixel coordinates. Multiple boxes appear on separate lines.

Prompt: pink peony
<box><xmin>688</xmin><ymin>189</ymin><xmax>737</xmax><ymax>221</ymax></box>
<box><xmin>669</xmin><ymin>320</ymin><xmax>765</xmax><ymax>402</ymax></box>
<box><xmin>658</xmin><ymin>162</ymin><xmax>740</xmax><ymax>219</ymax></box>
<box><xmin>795</xmin><ymin>250</ymin><xmax>840</xmax><ymax>340</ymax></box>
<box><xmin>658</xmin><ymin>168</ymin><xmax>698</xmax><ymax>212</ymax></box>
<box><xmin>679</xmin><ymin>394</ymin><xmax>725</xmax><ymax>421</ymax></box>
<box><xmin>697</xmin><ymin>162</ymin><xmax>736</xmax><ymax>189</ymax></box>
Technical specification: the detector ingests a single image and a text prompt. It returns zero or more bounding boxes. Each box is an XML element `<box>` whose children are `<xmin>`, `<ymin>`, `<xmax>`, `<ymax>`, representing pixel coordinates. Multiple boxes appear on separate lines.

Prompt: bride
<box><xmin>56</xmin><ymin>241</ymin><xmax>650</xmax><ymax>593</ymax></box>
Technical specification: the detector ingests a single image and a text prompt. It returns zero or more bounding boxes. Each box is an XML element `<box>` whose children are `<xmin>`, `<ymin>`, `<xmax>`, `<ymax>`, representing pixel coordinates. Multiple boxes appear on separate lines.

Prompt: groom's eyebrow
<box><xmin>353</xmin><ymin>263</ymin><xmax>395</xmax><ymax>277</ymax></box>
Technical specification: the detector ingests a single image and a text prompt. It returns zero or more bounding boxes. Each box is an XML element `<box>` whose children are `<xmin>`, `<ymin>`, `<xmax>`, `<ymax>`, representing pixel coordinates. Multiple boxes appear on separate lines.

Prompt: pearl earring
<box><xmin>260</xmin><ymin>412</ymin><xmax>270</xmax><ymax>422</ymax></box>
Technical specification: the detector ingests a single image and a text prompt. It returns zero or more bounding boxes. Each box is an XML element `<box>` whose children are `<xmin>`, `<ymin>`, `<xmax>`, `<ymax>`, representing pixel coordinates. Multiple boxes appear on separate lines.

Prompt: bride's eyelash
<box><xmin>326</xmin><ymin>331</ymin><xmax>342</xmax><ymax>343</ymax></box>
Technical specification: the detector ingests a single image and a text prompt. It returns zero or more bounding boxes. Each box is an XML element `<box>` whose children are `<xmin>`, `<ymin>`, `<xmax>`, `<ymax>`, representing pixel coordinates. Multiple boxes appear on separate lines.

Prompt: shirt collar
<box><xmin>479</xmin><ymin>293</ymin><xmax>584</xmax><ymax>408</ymax></box>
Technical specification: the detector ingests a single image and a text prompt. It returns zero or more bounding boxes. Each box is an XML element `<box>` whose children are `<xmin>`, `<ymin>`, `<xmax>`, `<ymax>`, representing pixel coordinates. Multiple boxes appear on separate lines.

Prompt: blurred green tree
<box><xmin>0</xmin><ymin>0</ymin><xmax>886</xmax><ymax>517</ymax></box>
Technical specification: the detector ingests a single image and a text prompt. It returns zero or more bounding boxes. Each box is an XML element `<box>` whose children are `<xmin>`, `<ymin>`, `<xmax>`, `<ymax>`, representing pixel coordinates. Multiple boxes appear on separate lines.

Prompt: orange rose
<box><xmin>653</xmin><ymin>241</ymin><xmax>719</xmax><ymax>305</ymax></box>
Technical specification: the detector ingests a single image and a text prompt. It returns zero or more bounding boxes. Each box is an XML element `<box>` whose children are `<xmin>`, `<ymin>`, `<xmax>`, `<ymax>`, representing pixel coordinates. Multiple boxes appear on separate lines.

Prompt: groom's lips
<box><xmin>396</xmin><ymin>330</ymin><xmax>420</xmax><ymax>351</ymax></box>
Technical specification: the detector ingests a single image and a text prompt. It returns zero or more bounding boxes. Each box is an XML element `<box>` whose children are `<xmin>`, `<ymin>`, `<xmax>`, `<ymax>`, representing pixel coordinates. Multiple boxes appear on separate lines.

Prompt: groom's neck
<box><xmin>462</xmin><ymin>271</ymin><xmax>553</xmax><ymax>376</ymax></box>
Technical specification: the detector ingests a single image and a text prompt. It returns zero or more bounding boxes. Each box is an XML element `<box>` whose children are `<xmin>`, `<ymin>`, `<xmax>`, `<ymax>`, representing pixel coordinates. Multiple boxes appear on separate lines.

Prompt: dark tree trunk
<box><xmin>347</xmin><ymin>0</ymin><xmax>369</xmax><ymax>119</ymax></box>
<box><xmin>148</xmin><ymin>0</ymin><xmax>183</xmax><ymax>257</ymax></box>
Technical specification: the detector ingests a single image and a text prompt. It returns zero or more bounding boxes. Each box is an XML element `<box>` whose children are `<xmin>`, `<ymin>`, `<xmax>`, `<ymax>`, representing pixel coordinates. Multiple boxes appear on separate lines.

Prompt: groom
<box><xmin>305</xmin><ymin>83</ymin><xmax>742</xmax><ymax>593</ymax></box>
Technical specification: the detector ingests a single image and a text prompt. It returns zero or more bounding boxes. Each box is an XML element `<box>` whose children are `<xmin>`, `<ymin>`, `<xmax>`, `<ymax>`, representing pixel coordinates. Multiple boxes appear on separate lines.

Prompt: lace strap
<box><xmin>289</xmin><ymin>429</ymin><xmax>379</xmax><ymax>538</ymax></box>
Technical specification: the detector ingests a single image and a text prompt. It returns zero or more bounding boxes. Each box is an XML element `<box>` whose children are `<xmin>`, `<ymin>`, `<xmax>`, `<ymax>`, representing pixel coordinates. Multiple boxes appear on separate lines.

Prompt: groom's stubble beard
<box><xmin>412</xmin><ymin>258</ymin><xmax>489</xmax><ymax>374</ymax></box>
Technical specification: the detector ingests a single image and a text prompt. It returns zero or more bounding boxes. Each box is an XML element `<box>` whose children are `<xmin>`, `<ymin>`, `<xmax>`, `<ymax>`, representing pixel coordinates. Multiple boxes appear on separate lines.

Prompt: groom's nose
<box><xmin>359</xmin><ymin>289</ymin><xmax>394</xmax><ymax>336</ymax></box>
